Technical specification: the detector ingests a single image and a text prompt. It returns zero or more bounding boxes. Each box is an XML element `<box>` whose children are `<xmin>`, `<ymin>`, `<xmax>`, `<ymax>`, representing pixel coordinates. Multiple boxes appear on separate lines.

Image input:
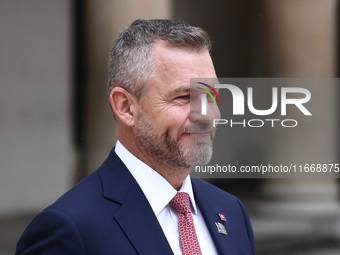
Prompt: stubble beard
<box><xmin>135</xmin><ymin>111</ymin><xmax>215</xmax><ymax>170</ymax></box>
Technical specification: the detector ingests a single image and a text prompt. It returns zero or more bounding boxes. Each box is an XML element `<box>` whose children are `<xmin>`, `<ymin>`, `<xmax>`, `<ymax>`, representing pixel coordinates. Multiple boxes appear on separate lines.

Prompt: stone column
<box><xmin>254</xmin><ymin>0</ymin><xmax>340</xmax><ymax>249</ymax></box>
<box><xmin>0</xmin><ymin>0</ymin><xmax>73</xmax><ymax>214</ymax></box>
<box><xmin>83</xmin><ymin>0</ymin><xmax>171</xmax><ymax>175</ymax></box>
<box><xmin>259</xmin><ymin>0</ymin><xmax>338</xmax><ymax>201</ymax></box>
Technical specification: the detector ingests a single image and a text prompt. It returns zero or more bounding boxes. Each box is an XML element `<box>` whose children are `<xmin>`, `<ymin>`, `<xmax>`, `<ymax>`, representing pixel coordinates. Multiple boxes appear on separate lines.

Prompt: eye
<box><xmin>174</xmin><ymin>94</ymin><xmax>190</xmax><ymax>103</ymax></box>
<box><xmin>177</xmin><ymin>95</ymin><xmax>190</xmax><ymax>100</ymax></box>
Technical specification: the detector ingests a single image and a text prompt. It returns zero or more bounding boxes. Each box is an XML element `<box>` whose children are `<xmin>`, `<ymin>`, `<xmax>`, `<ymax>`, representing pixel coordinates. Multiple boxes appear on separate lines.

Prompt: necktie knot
<box><xmin>170</xmin><ymin>192</ymin><xmax>191</xmax><ymax>215</ymax></box>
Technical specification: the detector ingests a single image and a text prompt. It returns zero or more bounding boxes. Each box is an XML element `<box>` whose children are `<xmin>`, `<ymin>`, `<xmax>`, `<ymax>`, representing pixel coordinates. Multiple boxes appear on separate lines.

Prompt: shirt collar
<box><xmin>115</xmin><ymin>140</ymin><xmax>197</xmax><ymax>215</ymax></box>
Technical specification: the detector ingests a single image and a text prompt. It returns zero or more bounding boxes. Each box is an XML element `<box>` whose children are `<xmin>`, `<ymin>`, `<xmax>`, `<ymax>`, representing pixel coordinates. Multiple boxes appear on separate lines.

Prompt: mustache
<box><xmin>180</xmin><ymin>123</ymin><xmax>215</xmax><ymax>134</ymax></box>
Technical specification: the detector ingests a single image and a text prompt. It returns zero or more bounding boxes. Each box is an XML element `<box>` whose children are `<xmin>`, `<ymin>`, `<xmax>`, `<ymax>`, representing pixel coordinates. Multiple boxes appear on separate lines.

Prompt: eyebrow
<box><xmin>167</xmin><ymin>86</ymin><xmax>190</xmax><ymax>97</ymax></box>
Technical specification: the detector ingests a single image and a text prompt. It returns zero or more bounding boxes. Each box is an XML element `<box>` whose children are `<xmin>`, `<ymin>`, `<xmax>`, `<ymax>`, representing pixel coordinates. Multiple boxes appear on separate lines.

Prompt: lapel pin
<box><xmin>218</xmin><ymin>213</ymin><xmax>226</xmax><ymax>222</ymax></box>
<box><xmin>215</xmin><ymin>222</ymin><xmax>227</xmax><ymax>235</ymax></box>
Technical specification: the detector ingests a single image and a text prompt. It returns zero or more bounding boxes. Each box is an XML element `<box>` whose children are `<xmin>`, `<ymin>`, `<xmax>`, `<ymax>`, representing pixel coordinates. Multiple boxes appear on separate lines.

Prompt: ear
<box><xmin>109</xmin><ymin>87</ymin><xmax>138</xmax><ymax>127</ymax></box>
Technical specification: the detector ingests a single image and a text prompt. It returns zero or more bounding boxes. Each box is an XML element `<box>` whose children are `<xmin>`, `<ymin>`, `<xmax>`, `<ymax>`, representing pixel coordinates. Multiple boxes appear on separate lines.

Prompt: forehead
<box><xmin>149</xmin><ymin>41</ymin><xmax>216</xmax><ymax>93</ymax></box>
<box><xmin>153</xmin><ymin>41</ymin><xmax>212</xmax><ymax>72</ymax></box>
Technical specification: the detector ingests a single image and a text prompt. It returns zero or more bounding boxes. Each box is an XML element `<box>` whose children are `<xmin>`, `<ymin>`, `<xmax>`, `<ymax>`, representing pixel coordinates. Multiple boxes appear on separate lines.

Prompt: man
<box><xmin>16</xmin><ymin>19</ymin><xmax>255</xmax><ymax>255</ymax></box>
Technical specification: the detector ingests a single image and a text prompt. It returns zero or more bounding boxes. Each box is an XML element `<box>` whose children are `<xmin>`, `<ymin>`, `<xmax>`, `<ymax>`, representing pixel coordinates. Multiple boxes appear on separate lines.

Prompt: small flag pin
<box><xmin>215</xmin><ymin>222</ymin><xmax>227</xmax><ymax>235</ymax></box>
<box><xmin>218</xmin><ymin>213</ymin><xmax>226</xmax><ymax>222</ymax></box>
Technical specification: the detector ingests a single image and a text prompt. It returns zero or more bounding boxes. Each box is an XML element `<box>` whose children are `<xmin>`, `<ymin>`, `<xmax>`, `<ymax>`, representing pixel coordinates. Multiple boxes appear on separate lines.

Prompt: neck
<box><xmin>133</xmin><ymin>148</ymin><xmax>190</xmax><ymax>190</ymax></box>
<box><xmin>117</xmin><ymin>125</ymin><xmax>192</xmax><ymax>190</ymax></box>
<box><xmin>117</xmin><ymin>137</ymin><xmax>190</xmax><ymax>190</ymax></box>
<box><xmin>154</xmin><ymin>164</ymin><xmax>190</xmax><ymax>191</ymax></box>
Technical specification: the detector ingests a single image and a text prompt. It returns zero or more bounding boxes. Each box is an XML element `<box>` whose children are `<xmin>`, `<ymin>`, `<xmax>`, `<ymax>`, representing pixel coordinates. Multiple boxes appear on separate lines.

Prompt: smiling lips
<box><xmin>182</xmin><ymin>131</ymin><xmax>213</xmax><ymax>140</ymax></box>
<box><xmin>190</xmin><ymin>131</ymin><xmax>211</xmax><ymax>135</ymax></box>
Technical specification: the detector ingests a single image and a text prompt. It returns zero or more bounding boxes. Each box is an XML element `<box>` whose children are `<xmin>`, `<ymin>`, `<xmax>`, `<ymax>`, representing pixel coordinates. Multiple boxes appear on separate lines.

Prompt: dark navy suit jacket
<box><xmin>16</xmin><ymin>149</ymin><xmax>256</xmax><ymax>255</ymax></box>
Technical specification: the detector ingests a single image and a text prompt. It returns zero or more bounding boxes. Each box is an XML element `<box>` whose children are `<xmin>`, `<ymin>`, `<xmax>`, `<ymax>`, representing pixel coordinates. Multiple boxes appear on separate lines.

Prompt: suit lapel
<box><xmin>98</xmin><ymin>150</ymin><xmax>173</xmax><ymax>255</ymax></box>
<box><xmin>114</xmin><ymin>183</ymin><xmax>174</xmax><ymax>255</ymax></box>
<box><xmin>192</xmin><ymin>179</ymin><xmax>237</xmax><ymax>255</ymax></box>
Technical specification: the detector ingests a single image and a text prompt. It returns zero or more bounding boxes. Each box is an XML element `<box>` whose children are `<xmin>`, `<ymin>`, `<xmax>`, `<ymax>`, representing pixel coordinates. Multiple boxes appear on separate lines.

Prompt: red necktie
<box><xmin>170</xmin><ymin>192</ymin><xmax>202</xmax><ymax>255</ymax></box>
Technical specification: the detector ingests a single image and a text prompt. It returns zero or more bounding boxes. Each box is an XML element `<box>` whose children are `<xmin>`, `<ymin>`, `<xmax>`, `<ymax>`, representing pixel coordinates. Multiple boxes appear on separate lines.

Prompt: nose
<box><xmin>190</xmin><ymin>94</ymin><xmax>221</xmax><ymax>124</ymax></box>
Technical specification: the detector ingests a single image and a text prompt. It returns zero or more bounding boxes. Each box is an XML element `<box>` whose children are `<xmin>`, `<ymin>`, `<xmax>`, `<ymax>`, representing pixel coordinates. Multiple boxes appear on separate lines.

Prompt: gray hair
<box><xmin>107</xmin><ymin>19</ymin><xmax>212</xmax><ymax>99</ymax></box>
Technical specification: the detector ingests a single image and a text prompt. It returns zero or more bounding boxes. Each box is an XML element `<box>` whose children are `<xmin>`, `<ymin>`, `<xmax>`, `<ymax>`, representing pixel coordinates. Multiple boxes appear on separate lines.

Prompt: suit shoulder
<box><xmin>16</xmin><ymin>208</ymin><xmax>86</xmax><ymax>254</ymax></box>
<box><xmin>46</xmin><ymin>171</ymin><xmax>104</xmax><ymax>217</ymax></box>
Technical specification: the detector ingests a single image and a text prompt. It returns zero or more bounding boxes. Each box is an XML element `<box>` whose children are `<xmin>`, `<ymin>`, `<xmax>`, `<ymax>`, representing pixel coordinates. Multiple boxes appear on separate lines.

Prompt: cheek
<box><xmin>169</xmin><ymin>112</ymin><xmax>191</xmax><ymax>144</ymax></box>
<box><xmin>143</xmin><ymin>103</ymin><xmax>190</xmax><ymax>136</ymax></box>
<box><xmin>160</xmin><ymin>111</ymin><xmax>189</xmax><ymax>133</ymax></box>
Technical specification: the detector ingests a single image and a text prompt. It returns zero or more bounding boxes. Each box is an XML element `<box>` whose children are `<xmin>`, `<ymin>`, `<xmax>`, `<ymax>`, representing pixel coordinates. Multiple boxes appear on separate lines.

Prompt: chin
<box><xmin>178</xmin><ymin>136</ymin><xmax>191</xmax><ymax>148</ymax></box>
<box><xmin>190</xmin><ymin>135</ymin><xmax>212</xmax><ymax>147</ymax></box>
<box><xmin>189</xmin><ymin>143</ymin><xmax>213</xmax><ymax>166</ymax></box>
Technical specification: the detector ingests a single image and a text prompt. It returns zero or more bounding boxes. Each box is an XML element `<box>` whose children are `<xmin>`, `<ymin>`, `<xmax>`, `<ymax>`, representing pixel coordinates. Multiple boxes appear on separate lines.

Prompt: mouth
<box><xmin>181</xmin><ymin>130</ymin><xmax>212</xmax><ymax>135</ymax></box>
<box><xmin>179</xmin><ymin>132</ymin><xmax>210</xmax><ymax>145</ymax></box>
<box><xmin>189</xmin><ymin>131</ymin><xmax>212</xmax><ymax>136</ymax></box>
<box><xmin>179</xmin><ymin>130</ymin><xmax>214</xmax><ymax>148</ymax></box>
<box><xmin>180</xmin><ymin>124</ymin><xmax>215</xmax><ymax>141</ymax></box>
<box><xmin>183</xmin><ymin>131</ymin><xmax>214</xmax><ymax>143</ymax></box>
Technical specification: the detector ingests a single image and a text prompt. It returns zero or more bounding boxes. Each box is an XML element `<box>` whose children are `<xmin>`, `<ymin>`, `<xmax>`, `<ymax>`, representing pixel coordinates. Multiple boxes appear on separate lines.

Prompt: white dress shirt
<box><xmin>115</xmin><ymin>141</ymin><xmax>218</xmax><ymax>255</ymax></box>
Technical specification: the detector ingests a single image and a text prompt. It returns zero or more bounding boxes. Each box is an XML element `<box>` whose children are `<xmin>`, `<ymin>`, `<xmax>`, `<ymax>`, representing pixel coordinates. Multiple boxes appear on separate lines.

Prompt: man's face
<box><xmin>134</xmin><ymin>41</ymin><xmax>220</xmax><ymax>169</ymax></box>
